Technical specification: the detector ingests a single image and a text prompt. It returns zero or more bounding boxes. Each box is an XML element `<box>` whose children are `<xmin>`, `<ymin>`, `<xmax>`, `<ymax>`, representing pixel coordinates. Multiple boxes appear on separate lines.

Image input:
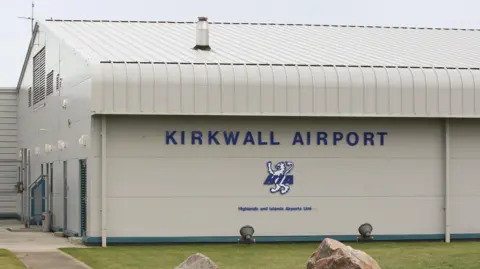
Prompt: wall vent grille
<box><xmin>33</xmin><ymin>47</ymin><xmax>46</xmax><ymax>105</ymax></box>
<box><xmin>46</xmin><ymin>70</ymin><xmax>54</xmax><ymax>96</ymax></box>
<box><xmin>28</xmin><ymin>87</ymin><xmax>32</xmax><ymax>107</ymax></box>
<box><xmin>79</xmin><ymin>159</ymin><xmax>87</xmax><ymax>237</ymax></box>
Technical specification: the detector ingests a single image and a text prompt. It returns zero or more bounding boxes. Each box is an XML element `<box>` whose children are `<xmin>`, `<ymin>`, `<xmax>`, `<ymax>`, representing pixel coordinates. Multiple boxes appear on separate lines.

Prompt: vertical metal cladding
<box><xmin>91</xmin><ymin>62</ymin><xmax>480</xmax><ymax>118</ymax></box>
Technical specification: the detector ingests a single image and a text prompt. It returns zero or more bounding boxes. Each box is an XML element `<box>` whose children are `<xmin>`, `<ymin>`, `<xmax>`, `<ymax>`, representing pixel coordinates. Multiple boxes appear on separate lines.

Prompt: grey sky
<box><xmin>1</xmin><ymin>0</ymin><xmax>479</xmax><ymax>87</ymax></box>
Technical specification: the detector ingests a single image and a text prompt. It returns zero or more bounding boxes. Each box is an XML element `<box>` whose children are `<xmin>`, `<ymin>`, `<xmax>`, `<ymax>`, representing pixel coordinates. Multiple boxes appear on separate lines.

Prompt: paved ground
<box><xmin>16</xmin><ymin>251</ymin><xmax>91</xmax><ymax>269</ymax></box>
<box><xmin>0</xmin><ymin>219</ymin><xmax>91</xmax><ymax>268</ymax></box>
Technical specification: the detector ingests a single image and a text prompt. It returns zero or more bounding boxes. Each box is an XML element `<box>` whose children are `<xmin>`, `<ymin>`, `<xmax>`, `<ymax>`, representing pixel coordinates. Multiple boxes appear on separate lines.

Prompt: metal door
<box><xmin>63</xmin><ymin>161</ymin><xmax>68</xmax><ymax>232</ymax></box>
<box><xmin>79</xmin><ymin>159</ymin><xmax>87</xmax><ymax>237</ymax></box>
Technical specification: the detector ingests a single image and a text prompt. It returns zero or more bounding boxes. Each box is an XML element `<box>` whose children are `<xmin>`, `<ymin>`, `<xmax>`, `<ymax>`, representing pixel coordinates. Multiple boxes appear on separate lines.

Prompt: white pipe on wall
<box><xmin>101</xmin><ymin>115</ymin><xmax>108</xmax><ymax>247</ymax></box>
<box><xmin>20</xmin><ymin>149</ymin><xmax>25</xmax><ymax>224</ymax></box>
<box><xmin>445</xmin><ymin>118</ymin><xmax>451</xmax><ymax>243</ymax></box>
<box><xmin>27</xmin><ymin>149</ymin><xmax>31</xmax><ymax>227</ymax></box>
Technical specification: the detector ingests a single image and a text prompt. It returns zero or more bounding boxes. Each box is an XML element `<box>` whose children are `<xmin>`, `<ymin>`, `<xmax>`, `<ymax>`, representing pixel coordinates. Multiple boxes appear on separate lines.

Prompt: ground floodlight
<box><xmin>239</xmin><ymin>225</ymin><xmax>256</xmax><ymax>244</ymax></box>
<box><xmin>357</xmin><ymin>223</ymin><xmax>374</xmax><ymax>242</ymax></box>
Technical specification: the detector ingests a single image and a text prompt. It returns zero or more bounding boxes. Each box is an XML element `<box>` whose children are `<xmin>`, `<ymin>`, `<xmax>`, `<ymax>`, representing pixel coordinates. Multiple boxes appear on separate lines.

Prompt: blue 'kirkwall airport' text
<box><xmin>164</xmin><ymin>130</ymin><xmax>388</xmax><ymax>146</ymax></box>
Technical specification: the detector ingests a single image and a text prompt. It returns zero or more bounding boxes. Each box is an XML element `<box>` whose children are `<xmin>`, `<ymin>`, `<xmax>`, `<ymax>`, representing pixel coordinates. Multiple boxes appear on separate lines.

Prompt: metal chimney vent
<box><xmin>194</xmin><ymin>16</ymin><xmax>211</xmax><ymax>51</ymax></box>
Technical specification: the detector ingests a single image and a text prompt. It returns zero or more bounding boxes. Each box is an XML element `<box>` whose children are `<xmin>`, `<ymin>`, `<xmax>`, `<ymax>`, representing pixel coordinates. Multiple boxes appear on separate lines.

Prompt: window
<box><xmin>33</xmin><ymin>47</ymin><xmax>46</xmax><ymax>105</ymax></box>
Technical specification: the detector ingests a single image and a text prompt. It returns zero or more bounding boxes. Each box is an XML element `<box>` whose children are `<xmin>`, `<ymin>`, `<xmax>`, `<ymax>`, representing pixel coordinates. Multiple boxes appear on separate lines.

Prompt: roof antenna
<box><xmin>17</xmin><ymin>1</ymin><xmax>35</xmax><ymax>35</ymax></box>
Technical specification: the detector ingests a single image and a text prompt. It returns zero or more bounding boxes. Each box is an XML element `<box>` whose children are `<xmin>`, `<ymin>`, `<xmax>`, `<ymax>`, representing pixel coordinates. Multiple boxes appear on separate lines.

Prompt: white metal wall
<box><xmin>88</xmin><ymin>115</ymin><xmax>446</xmax><ymax>238</ymax></box>
<box><xmin>91</xmin><ymin>63</ymin><xmax>480</xmax><ymax>118</ymax></box>
<box><xmin>450</xmin><ymin>119</ymin><xmax>480</xmax><ymax>235</ymax></box>
<box><xmin>16</xmin><ymin>24</ymin><xmax>93</xmax><ymax>234</ymax></box>
<box><xmin>0</xmin><ymin>88</ymin><xmax>18</xmax><ymax>216</ymax></box>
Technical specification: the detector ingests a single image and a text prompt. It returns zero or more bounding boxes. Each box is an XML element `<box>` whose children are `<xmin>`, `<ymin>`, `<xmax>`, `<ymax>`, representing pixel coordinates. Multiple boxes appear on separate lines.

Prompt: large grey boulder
<box><xmin>174</xmin><ymin>253</ymin><xmax>220</xmax><ymax>269</ymax></box>
<box><xmin>307</xmin><ymin>238</ymin><xmax>381</xmax><ymax>269</ymax></box>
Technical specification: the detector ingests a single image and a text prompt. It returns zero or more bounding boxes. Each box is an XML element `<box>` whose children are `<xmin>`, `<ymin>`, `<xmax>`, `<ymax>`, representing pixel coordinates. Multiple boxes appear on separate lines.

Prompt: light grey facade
<box><xmin>13</xmin><ymin>18</ymin><xmax>480</xmax><ymax>246</ymax></box>
<box><xmin>0</xmin><ymin>88</ymin><xmax>18</xmax><ymax>217</ymax></box>
<box><xmin>90</xmin><ymin>116</ymin><xmax>479</xmax><ymax>241</ymax></box>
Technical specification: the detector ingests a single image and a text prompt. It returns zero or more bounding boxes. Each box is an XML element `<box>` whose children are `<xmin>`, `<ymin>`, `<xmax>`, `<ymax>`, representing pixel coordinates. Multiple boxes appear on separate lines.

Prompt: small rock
<box><xmin>174</xmin><ymin>253</ymin><xmax>220</xmax><ymax>269</ymax></box>
<box><xmin>307</xmin><ymin>238</ymin><xmax>381</xmax><ymax>269</ymax></box>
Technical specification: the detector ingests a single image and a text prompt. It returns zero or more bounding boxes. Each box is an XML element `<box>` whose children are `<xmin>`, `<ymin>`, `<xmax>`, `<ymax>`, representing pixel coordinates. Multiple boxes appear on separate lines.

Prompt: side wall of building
<box><xmin>85</xmin><ymin>115</ymin><xmax>480</xmax><ymax>243</ymax></box>
<box><xmin>0</xmin><ymin>88</ymin><xmax>18</xmax><ymax>217</ymax></box>
<box><xmin>17</xmin><ymin>25</ymin><xmax>93</xmax><ymax>235</ymax></box>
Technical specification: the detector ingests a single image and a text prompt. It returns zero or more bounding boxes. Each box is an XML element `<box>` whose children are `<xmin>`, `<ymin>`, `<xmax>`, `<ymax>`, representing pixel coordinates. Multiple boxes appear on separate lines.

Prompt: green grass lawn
<box><xmin>0</xmin><ymin>249</ymin><xmax>26</xmax><ymax>269</ymax></box>
<box><xmin>62</xmin><ymin>242</ymin><xmax>480</xmax><ymax>269</ymax></box>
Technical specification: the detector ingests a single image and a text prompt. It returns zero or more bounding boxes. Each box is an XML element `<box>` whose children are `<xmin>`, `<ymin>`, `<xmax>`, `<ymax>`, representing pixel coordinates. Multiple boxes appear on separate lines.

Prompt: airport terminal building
<box><xmin>13</xmin><ymin>18</ymin><xmax>480</xmax><ymax>246</ymax></box>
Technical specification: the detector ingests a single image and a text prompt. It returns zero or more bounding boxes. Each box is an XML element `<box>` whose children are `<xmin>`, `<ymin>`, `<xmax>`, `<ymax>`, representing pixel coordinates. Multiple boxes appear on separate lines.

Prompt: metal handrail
<box><xmin>28</xmin><ymin>175</ymin><xmax>45</xmax><ymax>189</ymax></box>
<box><xmin>26</xmin><ymin>175</ymin><xmax>46</xmax><ymax>226</ymax></box>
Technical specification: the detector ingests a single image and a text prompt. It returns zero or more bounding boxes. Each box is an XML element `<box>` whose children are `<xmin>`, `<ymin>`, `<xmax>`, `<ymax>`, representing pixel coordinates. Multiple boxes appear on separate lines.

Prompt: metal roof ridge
<box><xmin>43</xmin><ymin>19</ymin><xmax>480</xmax><ymax>32</ymax></box>
<box><xmin>97</xmin><ymin>61</ymin><xmax>480</xmax><ymax>70</ymax></box>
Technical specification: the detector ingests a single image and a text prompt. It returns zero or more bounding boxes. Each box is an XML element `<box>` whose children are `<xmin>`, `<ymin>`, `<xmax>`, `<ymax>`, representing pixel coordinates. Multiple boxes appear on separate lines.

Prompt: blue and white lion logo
<box><xmin>264</xmin><ymin>161</ymin><xmax>294</xmax><ymax>195</ymax></box>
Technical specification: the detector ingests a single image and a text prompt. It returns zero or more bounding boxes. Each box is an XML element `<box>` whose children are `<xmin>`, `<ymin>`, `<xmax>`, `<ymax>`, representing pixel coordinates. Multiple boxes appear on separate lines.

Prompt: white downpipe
<box><xmin>26</xmin><ymin>149</ymin><xmax>31</xmax><ymax>227</ymax></box>
<box><xmin>445</xmin><ymin>118</ymin><xmax>451</xmax><ymax>243</ymax></box>
<box><xmin>101</xmin><ymin>115</ymin><xmax>108</xmax><ymax>247</ymax></box>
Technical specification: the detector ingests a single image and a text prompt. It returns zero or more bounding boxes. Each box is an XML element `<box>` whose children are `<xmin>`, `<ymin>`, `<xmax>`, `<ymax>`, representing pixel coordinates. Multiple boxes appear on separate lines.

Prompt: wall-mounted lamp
<box><xmin>18</xmin><ymin>150</ymin><xmax>23</xmax><ymax>160</ymax></box>
<box><xmin>57</xmin><ymin>140</ymin><xmax>67</xmax><ymax>151</ymax></box>
<box><xmin>38</xmin><ymin>128</ymin><xmax>48</xmax><ymax>136</ymax></box>
<box><xmin>78</xmin><ymin>135</ymin><xmax>88</xmax><ymax>147</ymax></box>
<box><xmin>62</xmin><ymin>99</ymin><xmax>68</xmax><ymax>109</ymax></box>
<box><xmin>238</xmin><ymin>225</ymin><xmax>256</xmax><ymax>244</ymax></box>
<box><xmin>357</xmin><ymin>223</ymin><xmax>374</xmax><ymax>242</ymax></box>
<box><xmin>44</xmin><ymin>144</ymin><xmax>53</xmax><ymax>153</ymax></box>
<box><xmin>34</xmin><ymin>147</ymin><xmax>40</xmax><ymax>155</ymax></box>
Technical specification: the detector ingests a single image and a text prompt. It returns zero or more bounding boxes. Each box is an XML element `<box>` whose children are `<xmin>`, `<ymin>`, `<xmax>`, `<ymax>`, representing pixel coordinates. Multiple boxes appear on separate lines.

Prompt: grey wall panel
<box><xmin>449</xmin><ymin>119</ymin><xmax>480</xmax><ymax>234</ymax></box>
<box><xmin>104</xmin><ymin>197</ymin><xmax>443</xmax><ymax>238</ymax></box>
<box><xmin>93</xmin><ymin>115</ymin><xmax>445</xmax><ymax>238</ymax></box>
<box><xmin>0</xmin><ymin>89</ymin><xmax>17</xmax><ymax>214</ymax></box>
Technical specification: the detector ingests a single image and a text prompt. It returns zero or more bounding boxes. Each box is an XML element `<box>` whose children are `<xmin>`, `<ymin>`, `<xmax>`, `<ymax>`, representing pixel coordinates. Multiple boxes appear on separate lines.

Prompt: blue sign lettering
<box><xmin>238</xmin><ymin>206</ymin><xmax>313</xmax><ymax>212</ymax></box>
<box><xmin>165</xmin><ymin>131</ymin><xmax>388</xmax><ymax>146</ymax></box>
<box><xmin>224</xmin><ymin>131</ymin><xmax>240</xmax><ymax>145</ymax></box>
<box><xmin>208</xmin><ymin>131</ymin><xmax>220</xmax><ymax>145</ymax></box>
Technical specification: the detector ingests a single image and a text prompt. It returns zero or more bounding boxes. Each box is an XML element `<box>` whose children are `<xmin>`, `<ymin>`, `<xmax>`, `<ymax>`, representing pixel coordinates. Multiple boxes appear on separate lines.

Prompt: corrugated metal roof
<box><xmin>42</xmin><ymin>20</ymin><xmax>480</xmax><ymax>68</ymax></box>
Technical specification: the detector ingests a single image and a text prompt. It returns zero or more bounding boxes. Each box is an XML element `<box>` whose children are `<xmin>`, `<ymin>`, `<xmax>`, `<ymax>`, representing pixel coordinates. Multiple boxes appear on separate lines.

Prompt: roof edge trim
<box><xmin>89</xmin><ymin>111</ymin><xmax>480</xmax><ymax>119</ymax></box>
<box><xmin>97</xmin><ymin>61</ymin><xmax>480</xmax><ymax>71</ymax></box>
<box><xmin>43</xmin><ymin>19</ymin><xmax>480</xmax><ymax>32</ymax></box>
<box><xmin>16</xmin><ymin>22</ymin><xmax>40</xmax><ymax>91</ymax></box>
<box><xmin>0</xmin><ymin>87</ymin><xmax>16</xmax><ymax>92</ymax></box>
